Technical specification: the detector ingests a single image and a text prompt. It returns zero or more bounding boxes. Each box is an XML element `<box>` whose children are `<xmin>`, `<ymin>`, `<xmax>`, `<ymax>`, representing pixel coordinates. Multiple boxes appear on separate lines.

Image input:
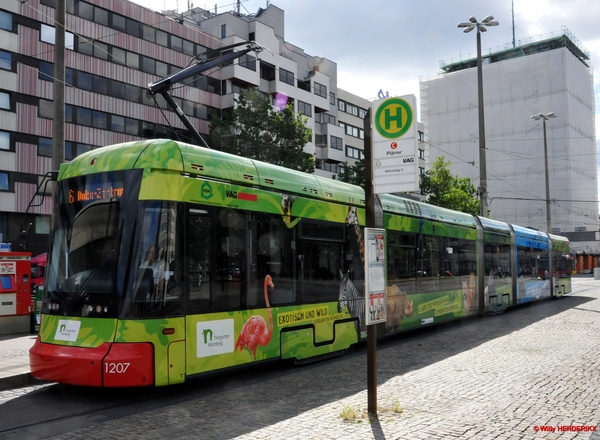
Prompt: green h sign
<box><xmin>374</xmin><ymin>98</ymin><xmax>413</xmax><ymax>139</ymax></box>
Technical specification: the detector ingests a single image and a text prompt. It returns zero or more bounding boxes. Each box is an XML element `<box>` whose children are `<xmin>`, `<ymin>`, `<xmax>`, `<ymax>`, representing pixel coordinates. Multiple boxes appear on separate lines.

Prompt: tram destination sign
<box><xmin>371</xmin><ymin>95</ymin><xmax>419</xmax><ymax>194</ymax></box>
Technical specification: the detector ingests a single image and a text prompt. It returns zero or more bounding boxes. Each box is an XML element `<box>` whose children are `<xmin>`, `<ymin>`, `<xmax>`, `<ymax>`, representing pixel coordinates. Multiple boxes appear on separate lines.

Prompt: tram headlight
<box><xmin>96</xmin><ymin>305</ymin><xmax>103</xmax><ymax>314</ymax></box>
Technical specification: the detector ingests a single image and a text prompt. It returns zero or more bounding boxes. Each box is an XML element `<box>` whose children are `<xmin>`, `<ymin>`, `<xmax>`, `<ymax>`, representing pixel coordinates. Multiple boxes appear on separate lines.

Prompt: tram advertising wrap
<box><xmin>29</xmin><ymin>140</ymin><xmax>572</xmax><ymax>387</ymax></box>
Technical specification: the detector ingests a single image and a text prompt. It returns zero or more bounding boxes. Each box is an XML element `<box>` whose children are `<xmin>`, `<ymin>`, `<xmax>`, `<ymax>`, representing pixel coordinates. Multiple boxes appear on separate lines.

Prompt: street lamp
<box><xmin>458</xmin><ymin>15</ymin><xmax>499</xmax><ymax>217</ymax></box>
<box><xmin>530</xmin><ymin>112</ymin><xmax>557</xmax><ymax>233</ymax></box>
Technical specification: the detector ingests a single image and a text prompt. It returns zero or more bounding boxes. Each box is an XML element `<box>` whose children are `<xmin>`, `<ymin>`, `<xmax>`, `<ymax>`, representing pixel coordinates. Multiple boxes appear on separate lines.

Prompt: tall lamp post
<box><xmin>530</xmin><ymin>112</ymin><xmax>557</xmax><ymax>233</ymax></box>
<box><xmin>458</xmin><ymin>16</ymin><xmax>499</xmax><ymax>217</ymax></box>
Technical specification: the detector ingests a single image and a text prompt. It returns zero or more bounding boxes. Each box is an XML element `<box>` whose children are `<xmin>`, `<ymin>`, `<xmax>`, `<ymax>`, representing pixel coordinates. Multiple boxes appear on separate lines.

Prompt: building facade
<box><xmin>1</xmin><ymin>0</ymin><xmax>396</xmax><ymax>255</ymax></box>
<box><xmin>421</xmin><ymin>29</ymin><xmax>598</xmax><ymax>251</ymax></box>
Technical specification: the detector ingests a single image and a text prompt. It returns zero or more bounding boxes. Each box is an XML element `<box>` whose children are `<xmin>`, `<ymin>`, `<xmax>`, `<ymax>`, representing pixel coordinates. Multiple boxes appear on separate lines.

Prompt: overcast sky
<box><xmin>132</xmin><ymin>0</ymin><xmax>600</xmax><ymax>134</ymax></box>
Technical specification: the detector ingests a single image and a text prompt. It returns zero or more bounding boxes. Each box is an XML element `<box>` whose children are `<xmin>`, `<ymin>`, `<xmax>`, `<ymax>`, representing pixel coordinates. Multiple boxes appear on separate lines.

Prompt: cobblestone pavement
<box><xmin>2</xmin><ymin>278</ymin><xmax>600</xmax><ymax>439</ymax></box>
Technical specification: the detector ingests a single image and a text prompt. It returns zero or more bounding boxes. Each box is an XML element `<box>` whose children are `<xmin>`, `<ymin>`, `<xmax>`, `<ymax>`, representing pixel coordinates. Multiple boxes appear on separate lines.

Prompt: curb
<box><xmin>0</xmin><ymin>373</ymin><xmax>45</xmax><ymax>392</ymax></box>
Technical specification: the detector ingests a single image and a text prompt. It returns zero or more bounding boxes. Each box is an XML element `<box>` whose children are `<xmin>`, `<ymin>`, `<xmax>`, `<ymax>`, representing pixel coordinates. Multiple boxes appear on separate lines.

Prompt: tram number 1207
<box><xmin>105</xmin><ymin>362</ymin><xmax>131</xmax><ymax>374</ymax></box>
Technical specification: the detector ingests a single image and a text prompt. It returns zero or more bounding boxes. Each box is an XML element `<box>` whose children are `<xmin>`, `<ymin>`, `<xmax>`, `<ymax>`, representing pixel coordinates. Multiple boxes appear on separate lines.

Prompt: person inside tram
<box><xmin>140</xmin><ymin>243</ymin><xmax>165</xmax><ymax>290</ymax></box>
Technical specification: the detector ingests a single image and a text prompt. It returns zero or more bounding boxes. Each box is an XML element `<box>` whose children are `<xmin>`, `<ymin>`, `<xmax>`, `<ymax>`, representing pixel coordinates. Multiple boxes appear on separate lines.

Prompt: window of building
<box><xmin>0</xmin><ymin>131</ymin><xmax>9</xmax><ymax>150</ymax></box>
<box><xmin>77</xmin><ymin>71</ymin><xmax>93</xmax><ymax>91</ymax></box>
<box><xmin>0</xmin><ymin>51</ymin><xmax>11</xmax><ymax>70</ymax></box>
<box><xmin>419</xmin><ymin>149</ymin><xmax>425</xmax><ymax>160</ymax></box>
<box><xmin>346</xmin><ymin>145</ymin><xmax>362</xmax><ymax>159</ymax></box>
<box><xmin>92</xmin><ymin>110</ymin><xmax>108</xmax><ymax>129</ymax></box>
<box><xmin>338</xmin><ymin>100</ymin><xmax>346</xmax><ymax>112</ymax></box>
<box><xmin>0</xmin><ymin>92</ymin><xmax>9</xmax><ymax>110</ymax></box>
<box><xmin>76</xmin><ymin>107</ymin><xmax>92</xmax><ymax>126</ymax></box>
<box><xmin>359</xmin><ymin>108</ymin><xmax>367</xmax><ymax>119</ymax></box>
<box><xmin>298</xmin><ymin>101</ymin><xmax>312</xmax><ymax>117</ymax></box>
<box><xmin>260</xmin><ymin>62</ymin><xmax>275</xmax><ymax>81</ymax></box>
<box><xmin>111</xmin><ymin>14</ymin><xmax>127</xmax><ymax>31</ymax></box>
<box><xmin>330</xmin><ymin>136</ymin><xmax>343</xmax><ymax>151</ymax></box>
<box><xmin>40</xmin><ymin>24</ymin><xmax>75</xmax><ymax>50</ymax></box>
<box><xmin>0</xmin><ymin>173</ymin><xmax>8</xmax><ymax>191</ymax></box>
<box><xmin>111</xmin><ymin>115</ymin><xmax>125</xmax><ymax>132</ymax></box>
<box><xmin>221</xmin><ymin>24</ymin><xmax>226</xmax><ymax>39</ymax></box>
<box><xmin>279</xmin><ymin>68</ymin><xmax>294</xmax><ymax>86</ymax></box>
<box><xmin>298</xmin><ymin>79</ymin><xmax>310</xmax><ymax>92</ymax></box>
<box><xmin>156</xmin><ymin>29</ymin><xmax>168</xmax><ymax>47</ymax></box>
<box><xmin>419</xmin><ymin>167</ymin><xmax>425</xmax><ymax>176</ymax></box>
<box><xmin>574</xmin><ymin>227</ymin><xmax>587</xmax><ymax>232</ymax></box>
<box><xmin>0</xmin><ymin>11</ymin><xmax>13</xmax><ymax>32</ymax></box>
<box><xmin>111</xmin><ymin>46</ymin><xmax>126</xmax><ymax>65</ymax></box>
<box><xmin>418</xmin><ymin>131</ymin><xmax>425</xmax><ymax>141</ymax></box>
<box><xmin>39</xmin><ymin>62</ymin><xmax>54</xmax><ymax>81</ymax></box>
<box><xmin>39</xmin><ymin>99</ymin><xmax>53</xmax><ymax>119</ymax></box>
<box><xmin>330</xmin><ymin>92</ymin><xmax>335</xmax><ymax>106</ymax></box>
<box><xmin>93</xmin><ymin>76</ymin><xmax>108</xmax><ymax>94</ymax></box>
<box><xmin>38</xmin><ymin>138</ymin><xmax>52</xmax><ymax>157</ymax></box>
<box><xmin>171</xmin><ymin>35</ymin><xmax>183</xmax><ymax>52</ymax></box>
<box><xmin>314</xmin><ymin>82</ymin><xmax>327</xmax><ymax>98</ymax></box>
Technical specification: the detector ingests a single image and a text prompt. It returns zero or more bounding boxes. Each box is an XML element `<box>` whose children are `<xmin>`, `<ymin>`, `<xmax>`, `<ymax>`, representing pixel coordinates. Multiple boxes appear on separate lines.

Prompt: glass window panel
<box><xmin>183</xmin><ymin>40</ymin><xmax>194</xmax><ymax>56</ymax></box>
<box><xmin>39</xmin><ymin>99</ymin><xmax>53</xmax><ymax>118</ymax></box>
<box><xmin>38</xmin><ymin>138</ymin><xmax>52</xmax><ymax>157</ymax></box>
<box><xmin>0</xmin><ymin>11</ymin><xmax>13</xmax><ymax>32</ymax></box>
<box><xmin>112</xmin><ymin>14</ymin><xmax>126</xmax><ymax>30</ymax></box>
<box><xmin>0</xmin><ymin>50</ymin><xmax>11</xmax><ymax>70</ymax></box>
<box><xmin>125</xmin><ymin>84</ymin><xmax>141</xmax><ymax>102</ymax></box>
<box><xmin>93</xmin><ymin>76</ymin><xmax>108</xmax><ymax>95</ymax></box>
<box><xmin>0</xmin><ymin>92</ymin><xmax>9</xmax><ymax>110</ymax></box>
<box><xmin>0</xmin><ymin>173</ymin><xmax>8</xmax><ymax>191</ymax></box>
<box><xmin>65</xmin><ymin>141</ymin><xmax>75</xmax><ymax>160</ymax></box>
<box><xmin>76</xmin><ymin>107</ymin><xmax>92</xmax><ymax>126</ymax></box>
<box><xmin>40</xmin><ymin>24</ymin><xmax>56</xmax><ymax>44</ymax></box>
<box><xmin>65</xmin><ymin>104</ymin><xmax>73</xmax><ymax>122</ymax></box>
<box><xmin>0</xmin><ymin>131</ymin><xmax>9</xmax><ymax>150</ymax></box>
<box><xmin>39</xmin><ymin>62</ymin><xmax>54</xmax><ymax>81</ymax></box>
<box><xmin>110</xmin><ymin>81</ymin><xmax>125</xmax><ymax>98</ymax></box>
<box><xmin>142</xmin><ymin>56</ymin><xmax>154</xmax><ymax>75</ymax></box>
<box><xmin>77</xmin><ymin>143</ymin><xmax>92</xmax><ymax>156</ymax></box>
<box><xmin>171</xmin><ymin>35</ymin><xmax>182</xmax><ymax>52</ymax></box>
<box><xmin>156</xmin><ymin>61</ymin><xmax>168</xmax><ymax>78</ymax></box>
<box><xmin>155</xmin><ymin>30</ymin><xmax>168</xmax><ymax>47</ymax></box>
<box><xmin>126</xmin><ymin>19</ymin><xmax>140</xmax><ymax>38</ymax></box>
<box><xmin>65</xmin><ymin>68</ymin><xmax>74</xmax><ymax>86</ymax></box>
<box><xmin>142</xmin><ymin>25</ymin><xmax>155</xmax><ymax>42</ymax></box>
<box><xmin>79</xmin><ymin>2</ymin><xmax>94</xmax><ymax>20</ymax></box>
<box><xmin>94</xmin><ymin>42</ymin><xmax>108</xmax><ymax>60</ymax></box>
<box><xmin>126</xmin><ymin>52</ymin><xmax>139</xmax><ymax>70</ymax></box>
<box><xmin>92</xmin><ymin>110</ymin><xmax>108</xmax><ymax>129</ymax></box>
<box><xmin>111</xmin><ymin>47</ymin><xmax>126</xmax><ymax>65</ymax></box>
<box><xmin>95</xmin><ymin>8</ymin><xmax>108</xmax><ymax>26</ymax></box>
<box><xmin>125</xmin><ymin>118</ymin><xmax>138</xmax><ymax>135</ymax></box>
<box><xmin>78</xmin><ymin>37</ymin><xmax>94</xmax><ymax>56</ymax></box>
<box><xmin>111</xmin><ymin>115</ymin><xmax>125</xmax><ymax>132</ymax></box>
<box><xmin>77</xmin><ymin>72</ymin><xmax>93</xmax><ymax>91</ymax></box>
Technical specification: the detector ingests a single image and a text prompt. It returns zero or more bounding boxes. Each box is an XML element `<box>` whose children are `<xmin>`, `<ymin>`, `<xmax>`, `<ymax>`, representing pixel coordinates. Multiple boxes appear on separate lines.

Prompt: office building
<box><xmin>420</xmin><ymin>28</ymin><xmax>598</xmax><ymax>251</ymax></box>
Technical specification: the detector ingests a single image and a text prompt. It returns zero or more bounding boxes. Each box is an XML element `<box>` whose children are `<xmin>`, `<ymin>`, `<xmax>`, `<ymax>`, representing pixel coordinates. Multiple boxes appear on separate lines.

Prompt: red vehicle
<box><xmin>31</xmin><ymin>253</ymin><xmax>46</xmax><ymax>290</ymax></box>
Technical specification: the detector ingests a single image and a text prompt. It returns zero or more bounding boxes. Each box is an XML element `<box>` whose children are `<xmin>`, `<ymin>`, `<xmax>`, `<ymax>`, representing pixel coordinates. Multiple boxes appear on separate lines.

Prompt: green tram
<box><xmin>30</xmin><ymin>139</ymin><xmax>571</xmax><ymax>387</ymax></box>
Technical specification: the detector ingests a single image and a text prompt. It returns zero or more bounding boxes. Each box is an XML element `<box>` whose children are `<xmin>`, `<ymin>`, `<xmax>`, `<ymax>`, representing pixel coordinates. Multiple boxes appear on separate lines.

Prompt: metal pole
<box><xmin>542</xmin><ymin>118</ymin><xmax>551</xmax><ymax>233</ymax></box>
<box><xmin>363</xmin><ymin>108</ymin><xmax>377</xmax><ymax>417</ymax></box>
<box><xmin>476</xmin><ymin>29</ymin><xmax>488</xmax><ymax>217</ymax></box>
<box><xmin>52</xmin><ymin>0</ymin><xmax>66</xmax><ymax>171</ymax></box>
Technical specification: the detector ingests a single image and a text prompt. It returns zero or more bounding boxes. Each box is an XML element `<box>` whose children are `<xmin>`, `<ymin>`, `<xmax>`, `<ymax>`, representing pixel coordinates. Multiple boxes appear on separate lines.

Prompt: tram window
<box><xmin>187</xmin><ymin>207</ymin><xmax>213</xmax><ymax>313</ymax></box>
<box><xmin>129</xmin><ymin>202</ymin><xmax>182</xmax><ymax>317</ymax></box>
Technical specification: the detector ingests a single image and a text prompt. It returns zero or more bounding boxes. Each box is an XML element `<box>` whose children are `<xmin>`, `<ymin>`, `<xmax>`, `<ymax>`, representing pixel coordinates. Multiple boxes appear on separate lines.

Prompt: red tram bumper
<box><xmin>29</xmin><ymin>337</ymin><xmax>155</xmax><ymax>387</ymax></box>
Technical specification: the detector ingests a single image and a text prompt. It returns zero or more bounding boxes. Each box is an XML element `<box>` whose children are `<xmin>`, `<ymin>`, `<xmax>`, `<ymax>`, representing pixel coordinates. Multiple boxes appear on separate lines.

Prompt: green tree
<box><xmin>336</xmin><ymin>159</ymin><xmax>365</xmax><ymax>188</ymax></box>
<box><xmin>419</xmin><ymin>156</ymin><xmax>480</xmax><ymax>215</ymax></box>
<box><xmin>209</xmin><ymin>89</ymin><xmax>314</xmax><ymax>173</ymax></box>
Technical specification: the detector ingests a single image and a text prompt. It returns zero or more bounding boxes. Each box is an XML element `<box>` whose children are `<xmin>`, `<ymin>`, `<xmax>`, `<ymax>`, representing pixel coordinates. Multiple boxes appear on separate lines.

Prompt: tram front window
<box><xmin>44</xmin><ymin>171</ymin><xmax>140</xmax><ymax>318</ymax></box>
<box><xmin>45</xmin><ymin>198</ymin><xmax>122</xmax><ymax>317</ymax></box>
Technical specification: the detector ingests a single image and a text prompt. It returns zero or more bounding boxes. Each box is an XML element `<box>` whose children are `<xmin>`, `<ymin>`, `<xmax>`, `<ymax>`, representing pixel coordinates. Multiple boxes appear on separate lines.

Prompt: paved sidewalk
<box><xmin>0</xmin><ymin>333</ymin><xmax>39</xmax><ymax>391</ymax></box>
<box><xmin>1</xmin><ymin>277</ymin><xmax>599</xmax><ymax>440</ymax></box>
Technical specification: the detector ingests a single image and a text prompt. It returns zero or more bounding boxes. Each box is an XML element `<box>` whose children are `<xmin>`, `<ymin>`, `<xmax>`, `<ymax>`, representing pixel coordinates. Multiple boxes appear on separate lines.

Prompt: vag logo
<box><xmin>201</xmin><ymin>181</ymin><xmax>213</xmax><ymax>200</ymax></box>
<box><xmin>226</xmin><ymin>190</ymin><xmax>238</xmax><ymax>198</ymax></box>
<box><xmin>403</xmin><ymin>157</ymin><xmax>415</xmax><ymax>163</ymax></box>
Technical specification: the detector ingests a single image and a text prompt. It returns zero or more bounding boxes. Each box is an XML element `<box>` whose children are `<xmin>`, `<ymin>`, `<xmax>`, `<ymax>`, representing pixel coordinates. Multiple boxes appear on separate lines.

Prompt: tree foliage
<box><xmin>419</xmin><ymin>156</ymin><xmax>480</xmax><ymax>215</ymax></box>
<box><xmin>336</xmin><ymin>159</ymin><xmax>365</xmax><ymax>188</ymax></box>
<box><xmin>208</xmin><ymin>89</ymin><xmax>314</xmax><ymax>173</ymax></box>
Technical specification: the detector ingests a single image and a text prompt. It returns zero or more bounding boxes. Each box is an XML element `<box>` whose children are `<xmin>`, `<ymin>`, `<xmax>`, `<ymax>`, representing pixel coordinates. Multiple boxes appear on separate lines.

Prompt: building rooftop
<box><xmin>440</xmin><ymin>27</ymin><xmax>590</xmax><ymax>73</ymax></box>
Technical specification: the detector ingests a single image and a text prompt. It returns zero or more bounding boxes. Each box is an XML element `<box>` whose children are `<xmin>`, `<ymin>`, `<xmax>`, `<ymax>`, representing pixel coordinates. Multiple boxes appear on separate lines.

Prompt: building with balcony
<box><xmin>3</xmin><ymin>0</ymin><xmax>413</xmax><ymax>255</ymax></box>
